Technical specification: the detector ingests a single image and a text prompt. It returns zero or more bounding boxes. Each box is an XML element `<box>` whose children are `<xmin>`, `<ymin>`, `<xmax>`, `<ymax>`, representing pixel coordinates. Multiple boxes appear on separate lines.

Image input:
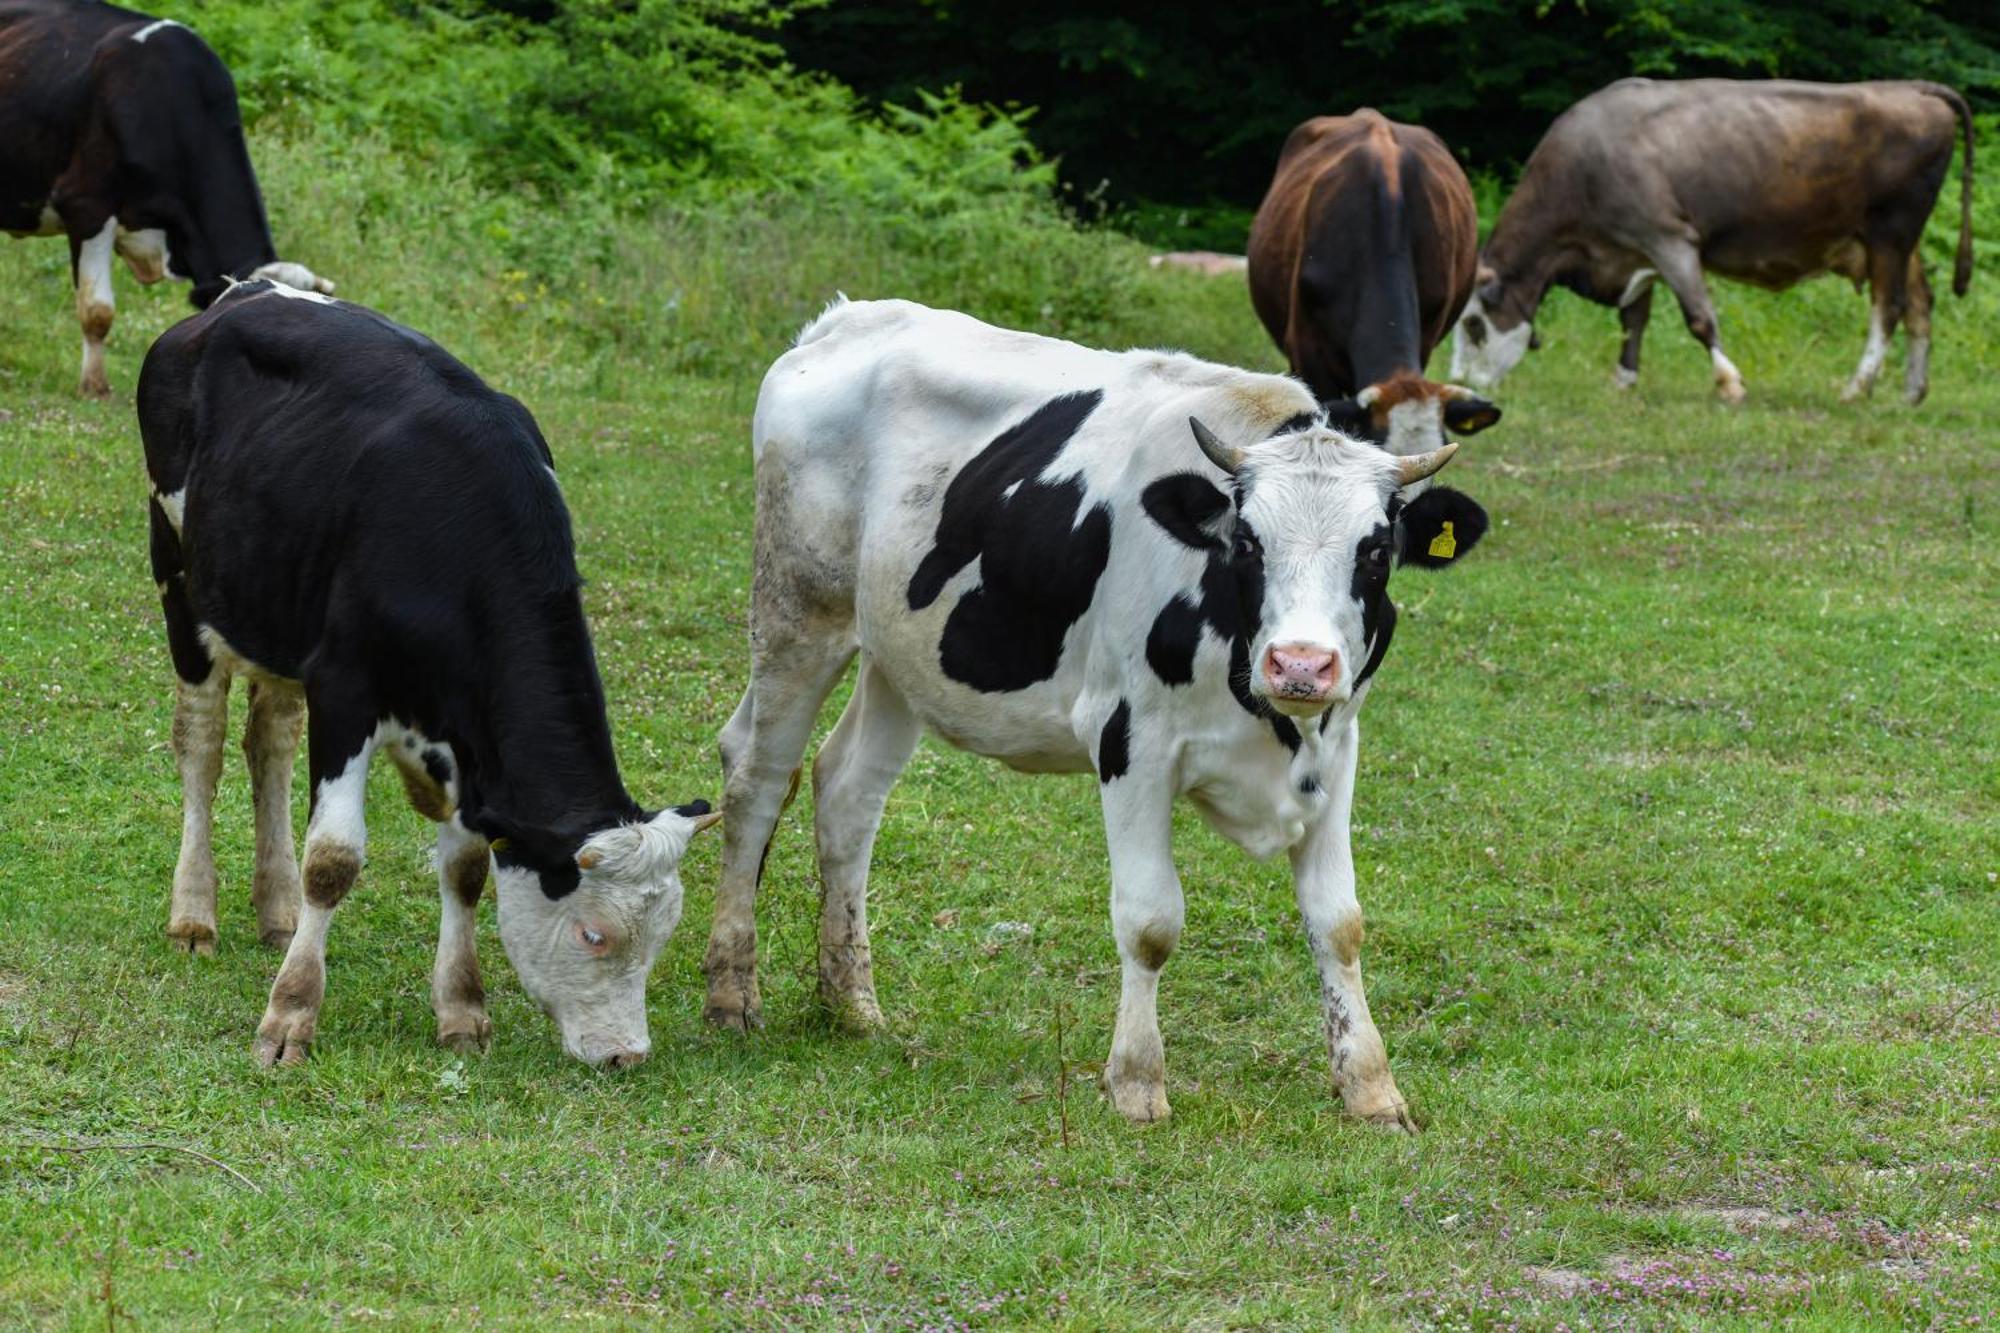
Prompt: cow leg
<box><xmin>1845</xmin><ymin>243</ymin><xmax>1914</xmax><ymax>403</ymax></box>
<box><xmin>705</xmin><ymin>637</ymin><xmax>855</xmax><ymax>1031</ymax></box>
<box><xmin>1653</xmin><ymin>244</ymin><xmax>1744</xmax><ymax>404</ymax></box>
<box><xmin>255</xmin><ymin>702</ymin><xmax>376</xmax><ymax>1066</ymax></box>
<box><xmin>1901</xmin><ymin>254</ymin><xmax>1934</xmax><ymax>407</ymax></box>
<box><xmin>72</xmin><ymin>219</ymin><xmax>117</xmax><ymax>398</ymax></box>
<box><xmin>431</xmin><ymin>818</ymin><xmax>493</xmax><ymax>1053</ymax></box>
<box><xmin>1099</xmin><ymin>771</ymin><xmax>1182</xmax><ymax>1124</ymax></box>
<box><xmin>242</xmin><ymin>681</ymin><xmax>305</xmax><ymax>949</ymax></box>
<box><xmin>166</xmin><ymin>668</ymin><xmax>231</xmax><ymax>955</ymax></box>
<box><xmin>1291</xmin><ymin>717</ymin><xmax>1413</xmax><ymax>1132</ymax></box>
<box><xmin>1614</xmin><ymin>278</ymin><xmax>1655</xmax><ymax>389</ymax></box>
<box><xmin>810</xmin><ymin>659</ymin><xmax>923</xmax><ymax>1033</ymax></box>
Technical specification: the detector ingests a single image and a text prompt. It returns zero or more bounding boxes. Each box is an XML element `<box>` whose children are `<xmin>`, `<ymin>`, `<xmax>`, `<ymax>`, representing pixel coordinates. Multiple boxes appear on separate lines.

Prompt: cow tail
<box><xmin>1921</xmin><ymin>82</ymin><xmax>1975</xmax><ymax>297</ymax></box>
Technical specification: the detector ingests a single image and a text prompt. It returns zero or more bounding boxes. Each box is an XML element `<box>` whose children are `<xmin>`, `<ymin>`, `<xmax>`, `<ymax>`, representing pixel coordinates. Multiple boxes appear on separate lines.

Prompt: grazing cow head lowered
<box><xmin>1450</xmin><ymin>266</ymin><xmax>1539</xmax><ymax>389</ymax></box>
<box><xmin>485</xmin><ymin>804</ymin><xmax>719</xmax><ymax>1066</ymax></box>
<box><xmin>1182</xmin><ymin>418</ymin><xmax>1480</xmax><ymax>716</ymax></box>
<box><xmin>1319</xmin><ymin>373</ymin><xmax>1501</xmax><ymax>481</ymax></box>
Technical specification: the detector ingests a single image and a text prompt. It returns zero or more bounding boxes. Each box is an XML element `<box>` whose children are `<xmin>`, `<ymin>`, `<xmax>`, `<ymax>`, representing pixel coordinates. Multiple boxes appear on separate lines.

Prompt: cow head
<box><xmin>1322</xmin><ymin>374</ymin><xmax>1500</xmax><ymax>493</ymax></box>
<box><xmin>1187</xmin><ymin>418</ymin><xmax>1474</xmax><ymax>718</ymax></box>
<box><xmin>1451</xmin><ymin>265</ymin><xmax>1537</xmax><ymax>388</ymax></box>
<box><xmin>486</xmin><ymin>802</ymin><xmax>721</xmax><ymax>1067</ymax></box>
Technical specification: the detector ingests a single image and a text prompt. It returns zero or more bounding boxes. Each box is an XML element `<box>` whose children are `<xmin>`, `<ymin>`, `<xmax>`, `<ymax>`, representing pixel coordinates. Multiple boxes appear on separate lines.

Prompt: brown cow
<box><xmin>1248</xmin><ymin>109</ymin><xmax>1500</xmax><ymax>458</ymax></box>
<box><xmin>1451</xmin><ymin>78</ymin><xmax>1975</xmax><ymax>405</ymax></box>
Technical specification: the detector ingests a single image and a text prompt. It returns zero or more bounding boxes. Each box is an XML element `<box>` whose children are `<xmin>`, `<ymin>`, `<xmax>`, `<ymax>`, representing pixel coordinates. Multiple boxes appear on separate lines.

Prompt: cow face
<box><xmin>1323</xmin><ymin>378</ymin><xmax>1500</xmax><ymax>495</ymax></box>
<box><xmin>1189</xmin><ymin>420</ymin><xmax>1461</xmax><ymax>718</ymax></box>
<box><xmin>490</xmin><ymin>803</ymin><xmax>720</xmax><ymax>1066</ymax></box>
<box><xmin>1451</xmin><ymin>272</ymin><xmax>1534</xmax><ymax>388</ymax></box>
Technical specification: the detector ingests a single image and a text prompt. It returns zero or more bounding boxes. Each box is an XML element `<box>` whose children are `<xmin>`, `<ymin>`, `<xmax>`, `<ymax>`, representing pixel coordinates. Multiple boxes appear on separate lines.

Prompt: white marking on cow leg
<box><xmin>114</xmin><ymin>227</ymin><xmax>174</xmax><ymax>284</ymax></box>
<box><xmin>1711</xmin><ymin>345</ymin><xmax>1746</xmax><ymax>405</ymax></box>
<box><xmin>166</xmin><ymin>669</ymin><xmax>231</xmax><ymax>954</ymax></box>
<box><xmin>1100</xmin><ymin>777</ymin><xmax>1182</xmax><ymax>1124</ymax></box>
<box><xmin>1613</xmin><ymin>365</ymin><xmax>1640</xmax><ymax>389</ymax></box>
<box><xmin>153</xmin><ymin>488</ymin><xmax>186</xmax><ymax>533</ymax></box>
<box><xmin>255</xmin><ymin>739</ymin><xmax>375</xmax><ymax>1066</ymax></box>
<box><xmin>1904</xmin><ymin>335</ymin><xmax>1931</xmax><ymax>406</ymax></box>
<box><xmin>75</xmin><ymin>219</ymin><xmax>117</xmax><ymax>397</ymax></box>
<box><xmin>242</xmin><ymin>682</ymin><xmax>305</xmax><ymax>949</ymax></box>
<box><xmin>1843</xmin><ymin>312</ymin><xmax>1890</xmax><ymax>401</ymax></box>
<box><xmin>1290</xmin><ymin>718</ymin><xmax>1413</xmax><ymax>1132</ymax></box>
<box><xmin>1618</xmin><ymin>268</ymin><xmax>1658</xmax><ymax>308</ymax></box>
<box><xmin>811</xmin><ymin>661</ymin><xmax>923</xmax><ymax>1033</ymax></box>
<box><xmin>706</xmin><ymin>636</ymin><xmax>856</xmax><ymax>1032</ymax></box>
<box><xmin>131</xmin><ymin>18</ymin><xmax>187</xmax><ymax>42</ymax></box>
<box><xmin>1902</xmin><ymin>253</ymin><xmax>1934</xmax><ymax>407</ymax></box>
<box><xmin>432</xmin><ymin>818</ymin><xmax>492</xmax><ymax>1053</ymax></box>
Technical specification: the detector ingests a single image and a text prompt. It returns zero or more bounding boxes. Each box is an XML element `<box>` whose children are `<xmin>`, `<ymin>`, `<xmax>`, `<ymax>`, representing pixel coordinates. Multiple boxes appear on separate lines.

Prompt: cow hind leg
<box><xmin>166</xmin><ymin>669</ymin><xmax>231</xmax><ymax>955</ymax></box>
<box><xmin>255</xmin><ymin>699</ymin><xmax>377</xmax><ymax>1066</ymax></box>
<box><xmin>1614</xmin><ymin>279</ymin><xmax>1654</xmax><ymax>389</ymax></box>
<box><xmin>1653</xmin><ymin>243</ymin><xmax>1744</xmax><ymax>404</ymax></box>
<box><xmin>431</xmin><ymin>818</ymin><xmax>492</xmax><ymax>1053</ymax></box>
<box><xmin>810</xmin><ymin>660</ymin><xmax>923</xmax><ymax>1033</ymax></box>
<box><xmin>1901</xmin><ymin>255</ymin><xmax>1934</xmax><ymax>406</ymax></box>
<box><xmin>72</xmin><ymin>219</ymin><xmax>117</xmax><ymax>398</ymax></box>
<box><xmin>242</xmin><ymin>682</ymin><xmax>305</xmax><ymax>949</ymax></box>
<box><xmin>705</xmin><ymin>632</ymin><xmax>856</xmax><ymax>1032</ymax></box>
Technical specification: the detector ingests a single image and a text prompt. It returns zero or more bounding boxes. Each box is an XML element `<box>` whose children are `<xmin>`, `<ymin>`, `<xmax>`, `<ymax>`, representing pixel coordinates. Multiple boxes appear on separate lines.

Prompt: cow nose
<box><xmin>1264</xmin><ymin>642</ymin><xmax>1339</xmax><ymax>702</ymax></box>
<box><xmin>603</xmin><ymin>1047</ymin><xmax>649</xmax><ymax>1070</ymax></box>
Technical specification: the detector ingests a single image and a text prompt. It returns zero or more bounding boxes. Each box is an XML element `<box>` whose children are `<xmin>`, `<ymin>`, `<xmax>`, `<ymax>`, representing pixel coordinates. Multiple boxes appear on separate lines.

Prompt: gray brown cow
<box><xmin>1249</xmin><ymin>110</ymin><xmax>1499</xmax><ymax>457</ymax></box>
<box><xmin>1452</xmin><ymin>78</ymin><xmax>1974</xmax><ymax>405</ymax></box>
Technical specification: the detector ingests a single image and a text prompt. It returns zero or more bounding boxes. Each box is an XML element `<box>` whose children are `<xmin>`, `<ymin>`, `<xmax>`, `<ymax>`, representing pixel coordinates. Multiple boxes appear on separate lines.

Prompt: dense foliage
<box><xmin>782</xmin><ymin>0</ymin><xmax>2000</xmax><ymax>243</ymax></box>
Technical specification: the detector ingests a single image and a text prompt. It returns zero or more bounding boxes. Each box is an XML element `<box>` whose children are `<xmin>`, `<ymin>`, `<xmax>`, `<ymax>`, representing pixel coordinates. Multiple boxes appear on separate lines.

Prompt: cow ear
<box><xmin>1140</xmin><ymin>473</ymin><xmax>1234</xmax><ymax>551</ymax></box>
<box><xmin>1443</xmin><ymin>394</ymin><xmax>1501</xmax><ymax>436</ymax></box>
<box><xmin>1396</xmin><ymin>487</ymin><xmax>1488</xmax><ymax>569</ymax></box>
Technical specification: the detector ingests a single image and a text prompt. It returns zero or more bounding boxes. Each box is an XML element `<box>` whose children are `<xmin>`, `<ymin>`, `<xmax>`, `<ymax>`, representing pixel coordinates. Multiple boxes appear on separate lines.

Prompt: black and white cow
<box><xmin>704</xmin><ymin>298</ymin><xmax>1488</xmax><ymax>1129</ymax></box>
<box><xmin>1</xmin><ymin>0</ymin><xmax>332</xmax><ymax>396</ymax></box>
<box><xmin>138</xmin><ymin>281</ymin><xmax>715</xmax><ymax>1068</ymax></box>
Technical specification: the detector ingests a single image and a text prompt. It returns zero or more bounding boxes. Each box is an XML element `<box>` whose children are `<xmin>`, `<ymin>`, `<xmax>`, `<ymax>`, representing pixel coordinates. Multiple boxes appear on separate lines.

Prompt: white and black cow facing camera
<box><xmin>137</xmin><ymin>281</ymin><xmax>716</xmax><ymax>1069</ymax></box>
<box><xmin>708</xmin><ymin>298</ymin><xmax>1487</xmax><ymax>1130</ymax></box>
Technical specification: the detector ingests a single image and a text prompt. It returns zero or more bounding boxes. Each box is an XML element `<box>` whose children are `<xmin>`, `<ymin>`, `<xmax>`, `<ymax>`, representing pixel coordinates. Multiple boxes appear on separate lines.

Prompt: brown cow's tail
<box><xmin>1919</xmin><ymin>82</ymin><xmax>1976</xmax><ymax>296</ymax></box>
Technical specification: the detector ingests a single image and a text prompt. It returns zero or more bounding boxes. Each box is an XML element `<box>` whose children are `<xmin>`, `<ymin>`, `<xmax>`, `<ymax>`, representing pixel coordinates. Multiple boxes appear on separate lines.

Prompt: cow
<box><xmin>702</xmin><ymin>297</ymin><xmax>1492</xmax><ymax>1130</ymax></box>
<box><xmin>1451</xmin><ymin>78</ymin><xmax>1976</xmax><ymax>405</ymax></box>
<box><xmin>0</xmin><ymin>0</ymin><xmax>332</xmax><ymax>397</ymax></box>
<box><xmin>1247</xmin><ymin>109</ymin><xmax>1502</xmax><ymax>459</ymax></box>
<box><xmin>137</xmin><ymin>281</ymin><xmax>716</xmax><ymax>1069</ymax></box>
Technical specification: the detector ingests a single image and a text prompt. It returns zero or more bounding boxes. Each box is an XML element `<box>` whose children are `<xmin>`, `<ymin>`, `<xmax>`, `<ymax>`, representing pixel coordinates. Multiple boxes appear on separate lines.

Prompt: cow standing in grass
<box><xmin>138</xmin><ymin>281</ymin><xmax>715</xmax><ymax>1068</ymax></box>
<box><xmin>0</xmin><ymin>0</ymin><xmax>332</xmax><ymax>396</ymax></box>
<box><xmin>1452</xmin><ymin>78</ymin><xmax>1976</xmax><ymax>404</ymax></box>
<box><xmin>1248</xmin><ymin>109</ymin><xmax>1503</xmax><ymax>457</ymax></box>
<box><xmin>705</xmin><ymin>298</ymin><xmax>1488</xmax><ymax>1128</ymax></box>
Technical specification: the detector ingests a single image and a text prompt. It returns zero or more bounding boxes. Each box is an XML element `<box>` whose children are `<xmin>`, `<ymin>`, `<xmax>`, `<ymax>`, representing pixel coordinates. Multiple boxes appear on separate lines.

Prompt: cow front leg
<box><xmin>1099</xmin><ymin>768</ymin><xmax>1182</xmax><ymax>1124</ymax></box>
<box><xmin>256</xmin><ymin>715</ymin><xmax>375</xmax><ymax>1066</ymax></box>
<box><xmin>72</xmin><ymin>219</ymin><xmax>117</xmax><ymax>398</ymax></box>
<box><xmin>242</xmin><ymin>681</ymin><xmax>305</xmax><ymax>948</ymax></box>
<box><xmin>1291</xmin><ymin>717</ymin><xmax>1413</xmax><ymax>1132</ymax></box>
<box><xmin>811</xmin><ymin>661</ymin><xmax>922</xmax><ymax>1032</ymax></box>
<box><xmin>1614</xmin><ymin>276</ymin><xmax>1654</xmax><ymax>389</ymax></box>
<box><xmin>432</xmin><ymin>818</ymin><xmax>492</xmax><ymax>1052</ymax></box>
<box><xmin>1654</xmin><ymin>242</ymin><xmax>1744</xmax><ymax>404</ymax></box>
<box><xmin>167</xmin><ymin>669</ymin><xmax>231</xmax><ymax>954</ymax></box>
<box><xmin>1900</xmin><ymin>253</ymin><xmax>1934</xmax><ymax>406</ymax></box>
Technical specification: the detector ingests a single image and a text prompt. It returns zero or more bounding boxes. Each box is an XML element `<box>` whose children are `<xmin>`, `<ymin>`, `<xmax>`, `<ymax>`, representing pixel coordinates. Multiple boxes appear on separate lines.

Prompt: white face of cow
<box><xmin>1191</xmin><ymin>420</ymin><xmax>1460</xmax><ymax>719</ymax></box>
<box><xmin>1451</xmin><ymin>289</ymin><xmax>1533</xmax><ymax>389</ymax></box>
<box><xmin>492</xmin><ymin>805</ymin><xmax>718</xmax><ymax>1066</ymax></box>
<box><xmin>247</xmin><ymin>260</ymin><xmax>336</xmax><ymax>296</ymax></box>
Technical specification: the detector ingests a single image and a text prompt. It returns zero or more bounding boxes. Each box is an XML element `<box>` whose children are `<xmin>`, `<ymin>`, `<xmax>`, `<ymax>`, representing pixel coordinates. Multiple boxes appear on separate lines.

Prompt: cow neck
<box><xmin>1481</xmin><ymin>174</ymin><xmax>1573</xmax><ymax>326</ymax></box>
<box><xmin>450</xmin><ymin>590</ymin><xmax>640</xmax><ymax>837</ymax></box>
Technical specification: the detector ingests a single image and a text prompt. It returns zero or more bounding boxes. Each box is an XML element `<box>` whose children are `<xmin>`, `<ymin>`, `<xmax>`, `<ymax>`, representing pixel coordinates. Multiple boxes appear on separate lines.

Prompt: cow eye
<box><xmin>1232</xmin><ymin>531</ymin><xmax>1261</xmax><ymax>562</ymax></box>
<box><xmin>1366</xmin><ymin>544</ymin><xmax>1391</xmax><ymax>571</ymax></box>
<box><xmin>576</xmin><ymin>923</ymin><xmax>609</xmax><ymax>952</ymax></box>
<box><xmin>1463</xmin><ymin>314</ymin><xmax>1487</xmax><ymax>346</ymax></box>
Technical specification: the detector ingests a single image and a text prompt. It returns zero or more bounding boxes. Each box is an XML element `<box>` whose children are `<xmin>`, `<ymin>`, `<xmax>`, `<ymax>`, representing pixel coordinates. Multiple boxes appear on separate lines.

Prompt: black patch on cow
<box><xmin>1273</xmin><ymin>411</ymin><xmax>1319</xmax><ymax>437</ymax></box>
<box><xmin>1097</xmin><ymin>700</ymin><xmax>1132</xmax><ymax>783</ymax></box>
<box><xmin>673</xmin><ymin>799</ymin><xmax>713</xmax><ymax>818</ymax></box>
<box><xmin>1299</xmin><ymin>772</ymin><xmax>1321</xmax><ymax>796</ymax></box>
<box><xmin>1320</xmin><ymin>398</ymin><xmax>1381</xmax><ymax>442</ymax></box>
<box><xmin>1351</xmin><ymin>522</ymin><xmax>1398</xmax><ymax>686</ymax></box>
<box><xmin>908</xmin><ymin>390</ymin><xmax>1111</xmax><ymax>692</ymax></box>
<box><xmin>1139</xmin><ymin>478</ymin><xmax>1300</xmax><ymax>752</ymax></box>
<box><xmin>422</xmin><ymin>748</ymin><xmax>453</xmax><ymax>787</ymax></box>
<box><xmin>1397</xmin><ymin>487</ymin><xmax>1488</xmax><ymax>569</ymax></box>
<box><xmin>487</xmin><ymin>820</ymin><xmax>585</xmax><ymax>900</ymax></box>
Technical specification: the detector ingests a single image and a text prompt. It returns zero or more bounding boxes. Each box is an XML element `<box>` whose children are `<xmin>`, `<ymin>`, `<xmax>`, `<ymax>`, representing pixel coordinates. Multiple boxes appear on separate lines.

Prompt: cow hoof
<box><xmin>253</xmin><ymin>1029</ymin><xmax>311</xmax><ymax>1068</ymax></box>
<box><xmin>1840</xmin><ymin>380</ymin><xmax>1869</xmax><ymax>403</ymax></box>
<box><xmin>1361</xmin><ymin>1103</ymin><xmax>1420</xmax><ymax>1135</ymax></box>
<box><xmin>1904</xmin><ymin>386</ymin><xmax>1928</xmax><ymax>408</ymax></box>
<box><xmin>821</xmin><ymin>991</ymin><xmax>886</xmax><ymax>1036</ymax></box>
<box><xmin>1716</xmin><ymin>381</ymin><xmax>1747</xmax><ymax>406</ymax></box>
<box><xmin>166</xmin><ymin>920</ymin><xmax>217</xmax><ymax>956</ymax></box>
<box><xmin>703</xmin><ymin>1002</ymin><xmax>764</xmax><ymax>1033</ymax></box>
<box><xmin>259</xmin><ymin>928</ymin><xmax>295</xmax><ymax>952</ymax></box>
<box><xmin>437</xmin><ymin>1013</ymin><xmax>492</xmax><ymax>1054</ymax></box>
<box><xmin>79</xmin><ymin>380</ymin><xmax>111</xmax><ymax>400</ymax></box>
<box><xmin>1106</xmin><ymin>1076</ymin><xmax>1171</xmax><ymax>1125</ymax></box>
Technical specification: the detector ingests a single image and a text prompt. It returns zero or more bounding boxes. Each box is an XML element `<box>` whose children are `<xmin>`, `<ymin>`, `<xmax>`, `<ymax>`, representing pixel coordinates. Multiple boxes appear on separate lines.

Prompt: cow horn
<box><xmin>1395</xmin><ymin>442</ymin><xmax>1459</xmax><ymax>486</ymax></box>
<box><xmin>1189</xmin><ymin>417</ymin><xmax>1244</xmax><ymax>475</ymax></box>
<box><xmin>1355</xmin><ymin>385</ymin><xmax>1382</xmax><ymax>409</ymax></box>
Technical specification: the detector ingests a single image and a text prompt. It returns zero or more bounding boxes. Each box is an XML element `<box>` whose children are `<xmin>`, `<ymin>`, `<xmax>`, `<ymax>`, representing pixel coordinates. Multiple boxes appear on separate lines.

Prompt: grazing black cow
<box><xmin>0</xmin><ymin>0</ymin><xmax>331</xmax><ymax>396</ymax></box>
<box><xmin>138</xmin><ymin>281</ymin><xmax>714</xmax><ymax>1068</ymax></box>
<box><xmin>1248</xmin><ymin>109</ymin><xmax>1502</xmax><ymax>457</ymax></box>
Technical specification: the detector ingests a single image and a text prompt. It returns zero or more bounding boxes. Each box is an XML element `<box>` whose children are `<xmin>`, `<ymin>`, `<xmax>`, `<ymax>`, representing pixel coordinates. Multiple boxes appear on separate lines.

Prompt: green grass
<box><xmin>1</xmin><ymin>127</ymin><xmax>1996</xmax><ymax>1329</ymax></box>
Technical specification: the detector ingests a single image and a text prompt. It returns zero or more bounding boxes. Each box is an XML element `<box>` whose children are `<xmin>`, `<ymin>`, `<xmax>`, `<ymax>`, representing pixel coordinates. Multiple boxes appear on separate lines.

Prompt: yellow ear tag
<box><xmin>1428</xmin><ymin>520</ymin><xmax>1457</xmax><ymax>560</ymax></box>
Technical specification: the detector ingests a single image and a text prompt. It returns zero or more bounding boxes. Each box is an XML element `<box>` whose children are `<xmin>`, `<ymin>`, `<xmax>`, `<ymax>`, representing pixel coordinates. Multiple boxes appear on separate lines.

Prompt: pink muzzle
<box><xmin>1263</xmin><ymin>642</ymin><xmax>1339</xmax><ymax>704</ymax></box>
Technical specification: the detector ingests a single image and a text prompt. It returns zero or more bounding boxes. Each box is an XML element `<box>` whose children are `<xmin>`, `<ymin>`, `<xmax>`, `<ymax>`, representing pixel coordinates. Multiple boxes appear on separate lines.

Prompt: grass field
<box><xmin>1</xmin><ymin>130</ymin><xmax>1996</xmax><ymax>1328</ymax></box>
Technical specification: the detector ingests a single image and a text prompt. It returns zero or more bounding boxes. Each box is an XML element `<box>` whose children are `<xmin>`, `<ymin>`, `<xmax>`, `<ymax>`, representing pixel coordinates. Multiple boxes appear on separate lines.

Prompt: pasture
<box><xmin>2</xmin><ymin>125</ymin><xmax>1997</xmax><ymax>1327</ymax></box>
